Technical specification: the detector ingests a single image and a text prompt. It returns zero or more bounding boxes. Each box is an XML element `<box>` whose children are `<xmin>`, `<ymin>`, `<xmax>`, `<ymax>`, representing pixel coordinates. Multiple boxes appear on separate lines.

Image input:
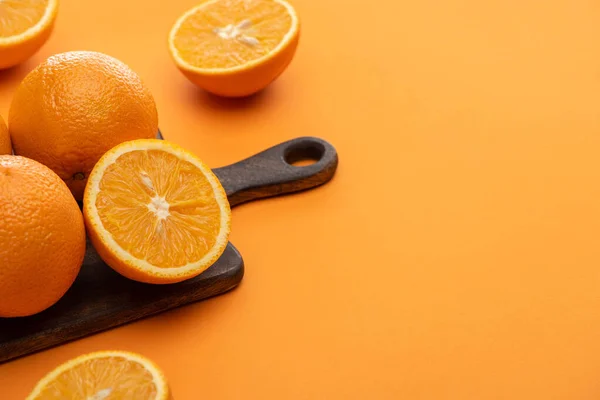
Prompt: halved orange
<box><xmin>168</xmin><ymin>0</ymin><xmax>300</xmax><ymax>97</ymax></box>
<box><xmin>26</xmin><ymin>350</ymin><xmax>171</xmax><ymax>400</ymax></box>
<box><xmin>83</xmin><ymin>139</ymin><xmax>231</xmax><ymax>284</ymax></box>
<box><xmin>0</xmin><ymin>0</ymin><xmax>58</xmax><ymax>69</ymax></box>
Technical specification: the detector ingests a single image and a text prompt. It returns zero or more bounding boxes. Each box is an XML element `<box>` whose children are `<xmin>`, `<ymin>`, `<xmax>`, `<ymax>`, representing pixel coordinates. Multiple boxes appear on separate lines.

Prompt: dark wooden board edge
<box><xmin>0</xmin><ymin>244</ymin><xmax>244</xmax><ymax>364</ymax></box>
<box><xmin>0</xmin><ymin>130</ymin><xmax>245</xmax><ymax>364</ymax></box>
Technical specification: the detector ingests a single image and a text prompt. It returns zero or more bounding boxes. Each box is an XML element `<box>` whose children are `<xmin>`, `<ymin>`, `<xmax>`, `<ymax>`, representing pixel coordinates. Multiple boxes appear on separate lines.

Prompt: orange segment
<box><xmin>168</xmin><ymin>0</ymin><xmax>300</xmax><ymax>97</ymax></box>
<box><xmin>83</xmin><ymin>139</ymin><xmax>231</xmax><ymax>284</ymax></box>
<box><xmin>0</xmin><ymin>0</ymin><xmax>58</xmax><ymax>69</ymax></box>
<box><xmin>26</xmin><ymin>351</ymin><xmax>170</xmax><ymax>400</ymax></box>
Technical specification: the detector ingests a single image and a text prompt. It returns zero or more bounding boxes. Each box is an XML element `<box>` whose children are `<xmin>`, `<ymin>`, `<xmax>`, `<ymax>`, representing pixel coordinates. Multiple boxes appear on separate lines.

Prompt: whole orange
<box><xmin>8</xmin><ymin>51</ymin><xmax>159</xmax><ymax>200</ymax></box>
<box><xmin>0</xmin><ymin>115</ymin><xmax>11</xmax><ymax>155</ymax></box>
<box><xmin>0</xmin><ymin>155</ymin><xmax>86</xmax><ymax>317</ymax></box>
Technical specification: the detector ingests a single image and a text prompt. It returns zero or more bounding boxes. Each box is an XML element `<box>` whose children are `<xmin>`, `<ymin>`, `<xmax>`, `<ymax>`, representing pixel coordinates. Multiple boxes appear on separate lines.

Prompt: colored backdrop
<box><xmin>2</xmin><ymin>0</ymin><xmax>600</xmax><ymax>398</ymax></box>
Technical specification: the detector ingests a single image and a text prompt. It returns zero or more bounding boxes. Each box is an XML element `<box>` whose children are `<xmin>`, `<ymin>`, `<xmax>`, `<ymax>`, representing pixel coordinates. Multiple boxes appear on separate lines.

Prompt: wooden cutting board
<box><xmin>0</xmin><ymin>136</ymin><xmax>338</xmax><ymax>364</ymax></box>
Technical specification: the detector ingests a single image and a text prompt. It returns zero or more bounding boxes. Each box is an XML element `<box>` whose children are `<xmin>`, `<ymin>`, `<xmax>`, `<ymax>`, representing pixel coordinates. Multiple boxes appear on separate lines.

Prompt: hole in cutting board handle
<box><xmin>283</xmin><ymin>141</ymin><xmax>326</xmax><ymax>167</ymax></box>
<box><xmin>209</xmin><ymin>136</ymin><xmax>338</xmax><ymax>207</ymax></box>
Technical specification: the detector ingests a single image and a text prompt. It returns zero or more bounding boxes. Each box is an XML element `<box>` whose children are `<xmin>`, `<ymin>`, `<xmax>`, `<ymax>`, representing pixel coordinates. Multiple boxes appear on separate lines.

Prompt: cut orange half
<box><xmin>83</xmin><ymin>139</ymin><xmax>231</xmax><ymax>284</ymax></box>
<box><xmin>168</xmin><ymin>0</ymin><xmax>300</xmax><ymax>97</ymax></box>
<box><xmin>0</xmin><ymin>0</ymin><xmax>59</xmax><ymax>69</ymax></box>
<box><xmin>26</xmin><ymin>350</ymin><xmax>171</xmax><ymax>400</ymax></box>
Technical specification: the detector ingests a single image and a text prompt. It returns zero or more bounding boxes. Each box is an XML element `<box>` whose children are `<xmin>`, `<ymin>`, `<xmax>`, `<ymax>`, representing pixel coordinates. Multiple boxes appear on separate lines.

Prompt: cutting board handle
<box><xmin>213</xmin><ymin>136</ymin><xmax>338</xmax><ymax>207</ymax></box>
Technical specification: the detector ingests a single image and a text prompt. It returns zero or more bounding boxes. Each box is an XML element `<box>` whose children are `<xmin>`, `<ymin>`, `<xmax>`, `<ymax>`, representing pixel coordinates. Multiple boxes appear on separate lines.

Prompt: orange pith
<box><xmin>26</xmin><ymin>351</ymin><xmax>170</xmax><ymax>400</ymax></box>
<box><xmin>83</xmin><ymin>139</ymin><xmax>231</xmax><ymax>284</ymax></box>
<box><xmin>0</xmin><ymin>0</ymin><xmax>50</xmax><ymax>37</ymax></box>
<box><xmin>171</xmin><ymin>0</ymin><xmax>294</xmax><ymax>70</ymax></box>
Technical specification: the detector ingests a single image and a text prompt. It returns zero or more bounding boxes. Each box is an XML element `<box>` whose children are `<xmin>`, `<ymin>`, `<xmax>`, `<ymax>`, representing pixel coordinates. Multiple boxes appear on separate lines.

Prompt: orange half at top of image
<box><xmin>168</xmin><ymin>0</ymin><xmax>300</xmax><ymax>97</ymax></box>
<box><xmin>0</xmin><ymin>0</ymin><xmax>58</xmax><ymax>69</ymax></box>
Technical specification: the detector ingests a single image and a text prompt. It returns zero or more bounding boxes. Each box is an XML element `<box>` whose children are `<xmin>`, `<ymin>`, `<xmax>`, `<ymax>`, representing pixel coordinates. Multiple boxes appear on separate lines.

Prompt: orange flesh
<box><xmin>172</xmin><ymin>0</ymin><xmax>293</xmax><ymax>69</ymax></box>
<box><xmin>33</xmin><ymin>356</ymin><xmax>157</xmax><ymax>399</ymax></box>
<box><xmin>0</xmin><ymin>0</ymin><xmax>49</xmax><ymax>37</ymax></box>
<box><xmin>96</xmin><ymin>149</ymin><xmax>222</xmax><ymax>268</ymax></box>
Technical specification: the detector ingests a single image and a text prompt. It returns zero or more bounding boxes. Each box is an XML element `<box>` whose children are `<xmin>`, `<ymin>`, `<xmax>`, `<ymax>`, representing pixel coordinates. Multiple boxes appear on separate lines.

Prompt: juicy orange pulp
<box><xmin>35</xmin><ymin>356</ymin><xmax>157</xmax><ymax>398</ymax></box>
<box><xmin>84</xmin><ymin>139</ymin><xmax>231</xmax><ymax>284</ymax></box>
<box><xmin>26</xmin><ymin>351</ymin><xmax>170</xmax><ymax>399</ymax></box>
<box><xmin>0</xmin><ymin>0</ymin><xmax>58</xmax><ymax>69</ymax></box>
<box><xmin>171</xmin><ymin>0</ymin><xmax>294</xmax><ymax>70</ymax></box>
<box><xmin>0</xmin><ymin>0</ymin><xmax>50</xmax><ymax>37</ymax></box>
<box><xmin>96</xmin><ymin>149</ymin><xmax>223</xmax><ymax>268</ymax></box>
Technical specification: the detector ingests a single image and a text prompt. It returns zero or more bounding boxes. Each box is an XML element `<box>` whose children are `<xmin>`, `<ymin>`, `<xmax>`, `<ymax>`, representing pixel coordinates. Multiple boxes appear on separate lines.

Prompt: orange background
<box><xmin>2</xmin><ymin>0</ymin><xmax>600</xmax><ymax>398</ymax></box>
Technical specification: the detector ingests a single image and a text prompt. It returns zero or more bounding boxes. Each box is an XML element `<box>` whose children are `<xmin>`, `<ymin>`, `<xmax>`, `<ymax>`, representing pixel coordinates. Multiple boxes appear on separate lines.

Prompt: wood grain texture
<box><xmin>0</xmin><ymin>135</ymin><xmax>338</xmax><ymax>364</ymax></box>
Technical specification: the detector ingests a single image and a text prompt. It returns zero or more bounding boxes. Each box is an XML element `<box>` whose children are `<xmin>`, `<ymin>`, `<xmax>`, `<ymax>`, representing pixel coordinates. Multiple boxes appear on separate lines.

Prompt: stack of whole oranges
<box><xmin>0</xmin><ymin>51</ymin><xmax>160</xmax><ymax>317</ymax></box>
<box><xmin>0</xmin><ymin>0</ymin><xmax>303</xmax><ymax>317</ymax></box>
<box><xmin>0</xmin><ymin>0</ymin><xmax>303</xmax><ymax>396</ymax></box>
<box><xmin>1</xmin><ymin>50</ymin><xmax>232</xmax><ymax>319</ymax></box>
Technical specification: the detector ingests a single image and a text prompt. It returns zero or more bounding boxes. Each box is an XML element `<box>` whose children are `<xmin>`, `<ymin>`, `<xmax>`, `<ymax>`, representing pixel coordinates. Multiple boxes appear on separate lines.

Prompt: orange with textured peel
<box><xmin>83</xmin><ymin>139</ymin><xmax>231</xmax><ymax>284</ymax></box>
<box><xmin>0</xmin><ymin>155</ymin><xmax>86</xmax><ymax>317</ymax></box>
<box><xmin>0</xmin><ymin>0</ymin><xmax>58</xmax><ymax>69</ymax></box>
<box><xmin>168</xmin><ymin>0</ymin><xmax>300</xmax><ymax>97</ymax></box>
<box><xmin>26</xmin><ymin>350</ymin><xmax>171</xmax><ymax>400</ymax></box>
<box><xmin>0</xmin><ymin>115</ymin><xmax>11</xmax><ymax>155</ymax></box>
<box><xmin>9</xmin><ymin>51</ymin><xmax>158</xmax><ymax>201</ymax></box>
